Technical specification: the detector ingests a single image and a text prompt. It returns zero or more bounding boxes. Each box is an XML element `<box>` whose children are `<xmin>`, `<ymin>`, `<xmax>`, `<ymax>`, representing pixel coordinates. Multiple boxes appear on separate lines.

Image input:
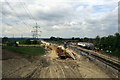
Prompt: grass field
<box><xmin>2</xmin><ymin>46</ymin><xmax>45</xmax><ymax>56</ymax></box>
<box><xmin>18</xmin><ymin>44</ymin><xmax>41</xmax><ymax>47</ymax></box>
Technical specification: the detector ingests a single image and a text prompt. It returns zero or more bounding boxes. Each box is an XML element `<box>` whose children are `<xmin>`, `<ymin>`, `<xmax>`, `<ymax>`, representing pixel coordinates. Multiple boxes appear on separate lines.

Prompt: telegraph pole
<box><xmin>13</xmin><ymin>34</ymin><xmax>14</xmax><ymax>39</ymax></box>
<box><xmin>21</xmin><ymin>34</ymin><xmax>23</xmax><ymax>39</ymax></box>
<box><xmin>31</xmin><ymin>23</ymin><xmax>41</xmax><ymax>39</ymax></box>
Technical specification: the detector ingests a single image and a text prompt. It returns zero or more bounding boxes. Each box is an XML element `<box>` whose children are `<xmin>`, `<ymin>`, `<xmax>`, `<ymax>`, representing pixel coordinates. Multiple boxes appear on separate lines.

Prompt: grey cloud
<box><xmin>1</xmin><ymin>0</ymin><xmax>118</xmax><ymax>38</ymax></box>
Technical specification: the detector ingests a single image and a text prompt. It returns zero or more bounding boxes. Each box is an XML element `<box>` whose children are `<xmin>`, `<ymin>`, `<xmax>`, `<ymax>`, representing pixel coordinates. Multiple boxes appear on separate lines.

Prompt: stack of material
<box><xmin>66</xmin><ymin>49</ymin><xmax>75</xmax><ymax>60</ymax></box>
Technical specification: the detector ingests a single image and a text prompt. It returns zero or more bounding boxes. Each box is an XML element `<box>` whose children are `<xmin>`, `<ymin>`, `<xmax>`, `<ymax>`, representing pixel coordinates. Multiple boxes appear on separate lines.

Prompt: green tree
<box><xmin>2</xmin><ymin>37</ymin><xmax>8</xmax><ymax>43</ymax></box>
<box><xmin>83</xmin><ymin>37</ymin><xmax>89</xmax><ymax>42</ymax></box>
<box><xmin>98</xmin><ymin>33</ymin><xmax>120</xmax><ymax>58</ymax></box>
<box><xmin>72</xmin><ymin>37</ymin><xmax>74</xmax><ymax>40</ymax></box>
<box><xmin>50</xmin><ymin>36</ymin><xmax>56</xmax><ymax>40</ymax></box>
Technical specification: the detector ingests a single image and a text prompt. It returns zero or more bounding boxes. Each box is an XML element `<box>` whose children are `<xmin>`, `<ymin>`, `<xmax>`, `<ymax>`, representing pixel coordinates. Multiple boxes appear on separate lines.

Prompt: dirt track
<box><xmin>2</xmin><ymin>45</ymin><xmax>114</xmax><ymax>78</ymax></box>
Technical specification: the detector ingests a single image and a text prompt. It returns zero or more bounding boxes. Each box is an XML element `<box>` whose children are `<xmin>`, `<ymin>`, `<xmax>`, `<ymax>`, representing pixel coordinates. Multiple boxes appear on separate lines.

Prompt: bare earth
<box><xmin>2</xmin><ymin>45</ymin><xmax>113</xmax><ymax>78</ymax></box>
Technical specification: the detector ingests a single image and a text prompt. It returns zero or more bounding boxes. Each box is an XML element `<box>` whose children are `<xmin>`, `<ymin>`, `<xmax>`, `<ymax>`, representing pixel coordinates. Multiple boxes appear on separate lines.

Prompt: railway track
<box><xmin>69</xmin><ymin>45</ymin><xmax>120</xmax><ymax>71</ymax></box>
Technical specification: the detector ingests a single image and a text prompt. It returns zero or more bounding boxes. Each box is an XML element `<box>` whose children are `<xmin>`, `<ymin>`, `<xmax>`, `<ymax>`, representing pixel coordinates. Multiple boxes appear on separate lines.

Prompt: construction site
<box><xmin>2</xmin><ymin>40</ymin><xmax>120</xmax><ymax>79</ymax></box>
<box><xmin>1</xmin><ymin>0</ymin><xmax>120</xmax><ymax>79</ymax></box>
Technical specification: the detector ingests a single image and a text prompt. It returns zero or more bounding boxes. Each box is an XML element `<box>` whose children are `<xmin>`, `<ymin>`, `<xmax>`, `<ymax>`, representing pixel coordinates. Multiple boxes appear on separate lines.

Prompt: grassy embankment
<box><xmin>2</xmin><ymin>46</ymin><xmax>45</xmax><ymax>56</ymax></box>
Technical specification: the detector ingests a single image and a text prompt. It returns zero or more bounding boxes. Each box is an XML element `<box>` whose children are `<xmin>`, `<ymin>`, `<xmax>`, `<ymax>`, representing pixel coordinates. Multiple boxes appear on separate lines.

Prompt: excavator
<box><xmin>56</xmin><ymin>42</ymin><xmax>75</xmax><ymax>60</ymax></box>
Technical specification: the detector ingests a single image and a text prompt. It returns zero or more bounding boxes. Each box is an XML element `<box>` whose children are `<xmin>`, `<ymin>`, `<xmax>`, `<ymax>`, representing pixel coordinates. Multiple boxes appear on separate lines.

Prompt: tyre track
<box><xmin>27</xmin><ymin>63</ymin><xmax>43</xmax><ymax>78</ymax></box>
<box><xmin>58</xmin><ymin>61</ymin><xmax>76</xmax><ymax>78</ymax></box>
<box><xmin>4</xmin><ymin>59</ymin><xmax>42</xmax><ymax>78</ymax></box>
<box><xmin>55</xmin><ymin>60</ymin><xmax>66</xmax><ymax>78</ymax></box>
<box><xmin>65</xmin><ymin>61</ymin><xmax>82</xmax><ymax>78</ymax></box>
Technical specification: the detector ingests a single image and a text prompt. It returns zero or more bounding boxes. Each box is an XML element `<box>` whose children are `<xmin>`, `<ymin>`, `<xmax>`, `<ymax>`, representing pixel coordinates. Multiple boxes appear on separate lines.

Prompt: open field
<box><xmin>2</xmin><ymin>46</ymin><xmax>45</xmax><ymax>56</ymax></box>
<box><xmin>18</xmin><ymin>44</ymin><xmax>41</xmax><ymax>47</ymax></box>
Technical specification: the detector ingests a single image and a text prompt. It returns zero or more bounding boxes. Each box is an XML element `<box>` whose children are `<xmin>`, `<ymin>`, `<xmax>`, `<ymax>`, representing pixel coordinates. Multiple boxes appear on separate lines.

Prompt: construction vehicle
<box><xmin>57</xmin><ymin>46</ymin><xmax>66</xmax><ymax>59</ymax></box>
<box><xmin>56</xmin><ymin>46</ymin><xmax>75</xmax><ymax>60</ymax></box>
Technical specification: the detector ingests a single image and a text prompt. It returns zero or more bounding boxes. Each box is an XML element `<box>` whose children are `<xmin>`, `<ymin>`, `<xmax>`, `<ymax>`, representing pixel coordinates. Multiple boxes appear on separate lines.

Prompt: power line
<box><xmin>2</xmin><ymin>14</ymin><xmax>32</xmax><ymax>38</ymax></box>
<box><xmin>18</xmin><ymin>0</ymin><xmax>37</xmax><ymax>24</ymax></box>
<box><xmin>4</xmin><ymin>0</ymin><xmax>30</xmax><ymax>31</ymax></box>
<box><xmin>3</xmin><ymin>0</ymin><xmax>39</xmax><ymax>38</ymax></box>
<box><xmin>18</xmin><ymin>1</ymin><xmax>32</xmax><ymax>20</ymax></box>
<box><xmin>2</xmin><ymin>13</ymin><xmax>19</xmax><ymax>25</ymax></box>
<box><xmin>2</xmin><ymin>22</ymin><xmax>26</xmax><ymax>36</ymax></box>
<box><xmin>22</xmin><ymin>2</ymin><xmax>37</xmax><ymax>24</ymax></box>
<box><xmin>2</xmin><ymin>13</ymin><xmax>29</xmax><ymax>34</ymax></box>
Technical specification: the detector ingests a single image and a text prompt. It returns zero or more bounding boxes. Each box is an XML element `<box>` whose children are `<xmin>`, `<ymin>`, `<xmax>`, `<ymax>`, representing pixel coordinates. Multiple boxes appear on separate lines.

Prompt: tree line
<box><xmin>44</xmin><ymin>33</ymin><xmax>120</xmax><ymax>58</ymax></box>
<box><xmin>2</xmin><ymin>33</ymin><xmax>120</xmax><ymax>58</ymax></box>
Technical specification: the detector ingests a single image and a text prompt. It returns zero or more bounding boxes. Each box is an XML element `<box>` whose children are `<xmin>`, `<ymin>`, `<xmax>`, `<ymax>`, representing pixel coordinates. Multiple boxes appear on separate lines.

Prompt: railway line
<box><xmin>69</xmin><ymin>45</ymin><xmax>120</xmax><ymax>71</ymax></box>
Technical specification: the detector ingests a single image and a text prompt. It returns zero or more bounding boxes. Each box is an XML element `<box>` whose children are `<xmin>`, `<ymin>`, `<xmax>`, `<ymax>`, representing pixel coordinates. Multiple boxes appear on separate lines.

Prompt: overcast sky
<box><xmin>0</xmin><ymin>0</ymin><xmax>119</xmax><ymax>38</ymax></box>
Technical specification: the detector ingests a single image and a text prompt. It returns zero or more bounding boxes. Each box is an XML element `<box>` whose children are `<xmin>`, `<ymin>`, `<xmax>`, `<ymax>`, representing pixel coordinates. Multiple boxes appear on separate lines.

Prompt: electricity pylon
<box><xmin>31</xmin><ymin>23</ymin><xmax>42</xmax><ymax>39</ymax></box>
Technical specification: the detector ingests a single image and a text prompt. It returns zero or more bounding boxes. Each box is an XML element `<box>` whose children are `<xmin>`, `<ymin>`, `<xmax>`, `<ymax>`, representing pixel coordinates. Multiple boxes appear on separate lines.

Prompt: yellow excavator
<box><xmin>56</xmin><ymin>42</ymin><xmax>75</xmax><ymax>59</ymax></box>
<box><xmin>57</xmin><ymin>46</ymin><xmax>67</xmax><ymax>59</ymax></box>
